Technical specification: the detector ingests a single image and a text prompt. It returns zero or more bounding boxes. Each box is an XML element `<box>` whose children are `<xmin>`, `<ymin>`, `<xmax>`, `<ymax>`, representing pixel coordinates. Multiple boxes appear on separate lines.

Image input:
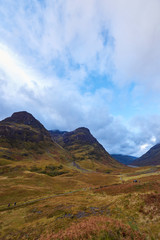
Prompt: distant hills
<box><xmin>132</xmin><ymin>143</ymin><xmax>160</xmax><ymax>166</ymax></box>
<box><xmin>111</xmin><ymin>154</ymin><xmax>137</xmax><ymax>165</ymax></box>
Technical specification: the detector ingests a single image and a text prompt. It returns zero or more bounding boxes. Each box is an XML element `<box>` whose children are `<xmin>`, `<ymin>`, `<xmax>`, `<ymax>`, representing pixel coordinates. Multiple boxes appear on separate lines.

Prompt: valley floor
<box><xmin>0</xmin><ymin>164</ymin><xmax>160</xmax><ymax>240</ymax></box>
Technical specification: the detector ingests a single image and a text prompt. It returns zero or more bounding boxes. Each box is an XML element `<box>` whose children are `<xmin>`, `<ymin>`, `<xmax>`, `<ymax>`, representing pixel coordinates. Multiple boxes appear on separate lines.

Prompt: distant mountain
<box><xmin>111</xmin><ymin>154</ymin><xmax>137</xmax><ymax>165</ymax></box>
<box><xmin>50</xmin><ymin>127</ymin><xmax>124</xmax><ymax>169</ymax></box>
<box><xmin>49</xmin><ymin>130</ymin><xmax>68</xmax><ymax>138</ymax></box>
<box><xmin>132</xmin><ymin>143</ymin><xmax>160</xmax><ymax>166</ymax></box>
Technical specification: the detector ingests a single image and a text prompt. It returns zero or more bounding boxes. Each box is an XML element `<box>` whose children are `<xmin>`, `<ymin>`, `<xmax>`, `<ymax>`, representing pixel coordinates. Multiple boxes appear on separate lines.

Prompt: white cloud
<box><xmin>140</xmin><ymin>143</ymin><xmax>149</xmax><ymax>151</ymax></box>
<box><xmin>0</xmin><ymin>43</ymin><xmax>48</xmax><ymax>104</ymax></box>
<box><xmin>100</xmin><ymin>0</ymin><xmax>160</xmax><ymax>89</ymax></box>
<box><xmin>1</xmin><ymin>0</ymin><xmax>160</xmax><ymax>90</ymax></box>
<box><xmin>0</xmin><ymin>0</ymin><xmax>160</xmax><ymax>157</ymax></box>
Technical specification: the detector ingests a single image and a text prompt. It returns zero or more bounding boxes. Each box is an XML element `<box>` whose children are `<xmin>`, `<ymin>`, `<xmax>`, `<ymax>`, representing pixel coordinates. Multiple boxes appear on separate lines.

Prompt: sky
<box><xmin>0</xmin><ymin>0</ymin><xmax>160</xmax><ymax>157</ymax></box>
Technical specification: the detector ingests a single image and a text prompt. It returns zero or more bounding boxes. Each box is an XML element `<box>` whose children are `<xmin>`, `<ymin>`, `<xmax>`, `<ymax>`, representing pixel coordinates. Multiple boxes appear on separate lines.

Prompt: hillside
<box><xmin>0</xmin><ymin>111</ymin><xmax>51</xmax><ymax>147</ymax></box>
<box><xmin>0</xmin><ymin>111</ymin><xmax>72</xmax><ymax>166</ymax></box>
<box><xmin>0</xmin><ymin>112</ymin><xmax>124</xmax><ymax>173</ymax></box>
<box><xmin>50</xmin><ymin>128</ymin><xmax>124</xmax><ymax>170</ymax></box>
<box><xmin>1</xmin><ymin>113</ymin><xmax>160</xmax><ymax>240</ymax></box>
<box><xmin>111</xmin><ymin>154</ymin><xmax>137</xmax><ymax>165</ymax></box>
<box><xmin>132</xmin><ymin>143</ymin><xmax>160</xmax><ymax>166</ymax></box>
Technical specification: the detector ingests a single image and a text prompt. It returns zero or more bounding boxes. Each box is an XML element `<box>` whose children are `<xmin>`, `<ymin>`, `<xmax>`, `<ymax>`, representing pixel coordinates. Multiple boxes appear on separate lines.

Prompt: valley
<box><xmin>0</xmin><ymin>112</ymin><xmax>160</xmax><ymax>240</ymax></box>
<box><xmin>1</xmin><ymin>163</ymin><xmax>160</xmax><ymax>240</ymax></box>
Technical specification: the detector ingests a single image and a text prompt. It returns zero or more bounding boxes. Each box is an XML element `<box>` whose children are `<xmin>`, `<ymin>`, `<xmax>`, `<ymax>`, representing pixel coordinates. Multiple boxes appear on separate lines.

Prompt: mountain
<box><xmin>49</xmin><ymin>127</ymin><xmax>124</xmax><ymax>169</ymax></box>
<box><xmin>0</xmin><ymin>111</ymin><xmax>71</xmax><ymax>163</ymax></box>
<box><xmin>0</xmin><ymin>111</ymin><xmax>52</xmax><ymax>148</ymax></box>
<box><xmin>111</xmin><ymin>154</ymin><xmax>137</xmax><ymax>165</ymax></box>
<box><xmin>2</xmin><ymin>111</ymin><xmax>46</xmax><ymax>131</ymax></box>
<box><xmin>0</xmin><ymin>111</ymin><xmax>124</xmax><ymax>173</ymax></box>
<box><xmin>132</xmin><ymin>143</ymin><xmax>160</xmax><ymax>166</ymax></box>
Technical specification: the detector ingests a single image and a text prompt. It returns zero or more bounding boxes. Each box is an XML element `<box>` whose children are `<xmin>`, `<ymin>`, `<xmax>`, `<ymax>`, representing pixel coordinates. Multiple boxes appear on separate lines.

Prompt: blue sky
<box><xmin>0</xmin><ymin>0</ymin><xmax>160</xmax><ymax>156</ymax></box>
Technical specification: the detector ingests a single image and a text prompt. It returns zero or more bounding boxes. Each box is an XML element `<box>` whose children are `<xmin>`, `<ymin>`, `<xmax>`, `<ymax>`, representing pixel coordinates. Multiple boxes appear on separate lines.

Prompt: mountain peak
<box><xmin>75</xmin><ymin>127</ymin><xmax>90</xmax><ymax>133</ymax></box>
<box><xmin>12</xmin><ymin>111</ymin><xmax>32</xmax><ymax>117</ymax></box>
<box><xmin>0</xmin><ymin>111</ymin><xmax>53</xmax><ymax>149</ymax></box>
<box><xmin>2</xmin><ymin>111</ymin><xmax>45</xmax><ymax>130</ymax></box>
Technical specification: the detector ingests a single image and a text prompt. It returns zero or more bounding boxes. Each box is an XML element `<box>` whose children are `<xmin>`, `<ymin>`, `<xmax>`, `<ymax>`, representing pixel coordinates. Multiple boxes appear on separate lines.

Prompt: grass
<box><xmin>41</xmin><ymin>216</ymin><xmax>146</xmax><ymax>240</ymax></box>
<box><xmin>0</xmin><ymin>156</ymin><xmax>160</xmax><ymax>239</ymax></box>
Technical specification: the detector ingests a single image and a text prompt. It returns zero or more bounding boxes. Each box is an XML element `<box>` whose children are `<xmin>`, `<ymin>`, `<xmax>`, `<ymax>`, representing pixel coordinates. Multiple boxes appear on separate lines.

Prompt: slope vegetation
<box><xmin>0</xmin><ymin>111</ymin><xmax>73</xmax><ymax>167</ymax></box>
<box><xmin>50</xmin><ymin>127</ymin><xmax>124</xmax><ymax>170</ymax></box>
<box><xmin>132</xmin><ymin>144</ymin><xmax>160</xmax><ymax>166</ymax></box>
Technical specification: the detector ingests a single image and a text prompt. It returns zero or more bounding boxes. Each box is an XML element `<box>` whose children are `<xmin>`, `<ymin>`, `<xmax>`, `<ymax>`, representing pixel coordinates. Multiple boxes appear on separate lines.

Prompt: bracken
<box><xmin>40</xmin><ymin>216</ymin><xmax>146</xmax><ymax>240</ymax></box>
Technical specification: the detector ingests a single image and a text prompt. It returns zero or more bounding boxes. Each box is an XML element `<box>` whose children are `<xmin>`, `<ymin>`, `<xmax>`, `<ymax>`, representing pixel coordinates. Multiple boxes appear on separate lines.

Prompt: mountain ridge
<box><xmin>0</xmin><ymin>111</ymin><xmax>125</xmax><ymax>172</ymax></box>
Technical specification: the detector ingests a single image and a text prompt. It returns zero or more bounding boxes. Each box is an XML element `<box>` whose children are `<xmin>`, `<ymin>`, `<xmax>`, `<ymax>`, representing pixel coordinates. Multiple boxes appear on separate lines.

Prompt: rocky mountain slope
<box><xmin>0</xmin><ymin>111</ymin><xmax>71</xmax><ymax>163</ymax></box>
<box><xmin>132</xmin><ymin>143</ymin><xmax>160</xmax><ymax>166</ymax></box>
<box><xmin>50</xmin><ymin>128</ymin><xmax>123</xmax><ymax>169</ymax></box>
<box><xmin>0</xmin><ymin>111</ymin><xmax>124</xmax><ymax>172</ymax></box>
<box><xmin>0</xmin><ymin>111</ymin><xmax>51</xmax><ymax>146</ymax></box>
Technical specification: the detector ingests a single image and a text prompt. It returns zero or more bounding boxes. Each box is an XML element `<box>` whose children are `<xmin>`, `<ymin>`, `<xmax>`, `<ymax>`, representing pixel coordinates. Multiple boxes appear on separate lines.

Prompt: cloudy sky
<box><xmin>0</xmin><ymin>0</ymin><xmax>160</xmax><ymax>156</ymax></box>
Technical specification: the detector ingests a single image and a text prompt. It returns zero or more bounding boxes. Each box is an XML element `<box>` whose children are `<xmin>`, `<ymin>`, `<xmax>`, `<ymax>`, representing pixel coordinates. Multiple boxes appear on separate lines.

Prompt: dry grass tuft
<box><xmin>139</xmin><ymin>193</ymin><xmax>160</xmax><ymax>217</ymax></box>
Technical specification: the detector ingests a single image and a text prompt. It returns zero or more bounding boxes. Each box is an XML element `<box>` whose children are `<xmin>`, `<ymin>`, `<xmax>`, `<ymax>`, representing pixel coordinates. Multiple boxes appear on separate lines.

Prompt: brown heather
<box><xmin>94</xmin><ymin>180</ymin><xmax>160</xmax><ymax>195</ymax></box>
<box><xmin>139</xmin><ymin>193</ymin><xmax>160</xmax><ymax>216</ymax></box>
<box><xmin>40</xmin><ymin>216</ymin><xmax>146</xmax><ymax>240</ymax></box>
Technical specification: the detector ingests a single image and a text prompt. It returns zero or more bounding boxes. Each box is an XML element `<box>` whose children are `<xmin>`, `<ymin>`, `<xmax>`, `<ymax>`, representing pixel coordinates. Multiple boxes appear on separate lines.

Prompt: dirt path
<box><xmin>0</xmin><ymin>184</ymin><xmax>112</xmax><ymax>212</ymax></box>
<box><xmin>72</xmin><ymin>160</ymin><xmax>89</xmax><ymax>172</ymax></box>
<box><xmin>0</xmin><ymin>189</ymin><xmax>84</xmax><ymax>212</ymax></box>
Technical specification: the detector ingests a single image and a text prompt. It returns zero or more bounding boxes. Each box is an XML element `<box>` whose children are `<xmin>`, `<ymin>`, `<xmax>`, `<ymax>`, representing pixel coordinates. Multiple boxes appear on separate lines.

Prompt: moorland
<box><xmin>0</xmin><ymin>111</ymin><xmax>160</xmax><ymax>240</ymax></box>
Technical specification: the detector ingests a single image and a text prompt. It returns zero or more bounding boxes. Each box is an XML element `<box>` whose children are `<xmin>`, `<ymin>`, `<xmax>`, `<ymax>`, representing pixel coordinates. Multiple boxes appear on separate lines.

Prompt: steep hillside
<box><xmin>132</xmin><ymin>143</ymin><xmax>160</xmax><ymax>166</ymax></box>
<box><xmin>0</xmin><ymin>111</ymin><xmax>51</xmax><ymax>147</ymax></box>
<box><xmin>0</xmin><ymin>112</ymin><xmax>124</xmax><ymax>175</ymax></box>
<box><xmin>111</xmin><ymin>154</ymin><xmax>137</xmax><ymax>165</ymax></box>
<box><xmin>0</xmin><ymin>111</ymin><xmax>72</xmax><ymax>164</ymax></box>
<box><xmin>50</xmin><ymin>128</ymin><xmax>123</xmax><ymax>169</ymax></box>
<box><xmin>1</xmin><ymin>114</ymin><xmax>160</xmax><ymax>240</ymax></box>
